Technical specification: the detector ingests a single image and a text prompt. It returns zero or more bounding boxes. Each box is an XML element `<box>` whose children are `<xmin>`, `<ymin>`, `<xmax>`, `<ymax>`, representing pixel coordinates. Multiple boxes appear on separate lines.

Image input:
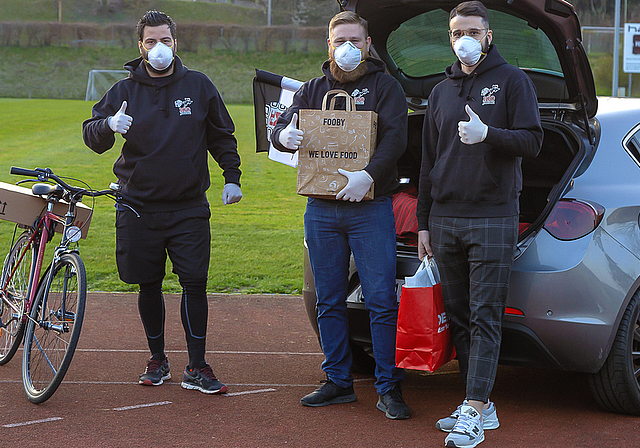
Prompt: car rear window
<box><xmin>387</xmin><ymin>9</ymin><xmax>562</xmax><ymax>78</ymax></box>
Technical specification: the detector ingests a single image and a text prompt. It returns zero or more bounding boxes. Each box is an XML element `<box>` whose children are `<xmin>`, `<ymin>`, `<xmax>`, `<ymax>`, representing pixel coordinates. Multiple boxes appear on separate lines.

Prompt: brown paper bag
<box><xmin>297</xmin><ymin>89</ymin><xmax>378</xmax><ymax>200</ymax></box>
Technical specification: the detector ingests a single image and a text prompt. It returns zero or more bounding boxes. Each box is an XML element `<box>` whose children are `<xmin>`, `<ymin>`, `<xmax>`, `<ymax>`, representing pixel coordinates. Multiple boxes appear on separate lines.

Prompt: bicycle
<box><xmin>0</xmin><ymin>167</ymin><xmax>137</xmax><ymax>403</ymax></box>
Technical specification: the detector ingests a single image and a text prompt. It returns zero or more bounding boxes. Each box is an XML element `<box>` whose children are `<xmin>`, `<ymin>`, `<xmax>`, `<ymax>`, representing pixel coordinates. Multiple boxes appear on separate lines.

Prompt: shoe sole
<box><xmin>482</xmin><ymin>421</ymin><xmax>500</xmax><ymax>430</ymax></box>
<box><xmin>181</xmin><ymin>382</ymin><xmax>228</xmax><ymax>394</ymax></box>
<box><xmin>376</xmin><ymin>400</ymin><xmax>410</xmax><ymax>420</ymax></box>
<box><xmin>139</xmin><ymin>373</ymin><xmax>171</xmax><ymax>386</ymax></box>
<box><xmin>300</xmin><ymin>393</ymin><xmax>357</xmax><ymax>407</ymax></box>
<box><xmin>445</xmin><ymin>433</ymin><xmax>485</xmax><ymax>448</ymax></box>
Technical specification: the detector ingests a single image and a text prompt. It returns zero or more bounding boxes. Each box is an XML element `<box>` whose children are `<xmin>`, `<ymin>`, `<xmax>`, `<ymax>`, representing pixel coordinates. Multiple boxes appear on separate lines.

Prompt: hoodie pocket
<box><xmin>129</xmin><ymin>158</ymin><xmax>202</xmax><ymax>202</ymax></box>
<box><xmin>431</xmin><ymin>152</ymin><xmax>502</xmax><ymax>204</ymax></box>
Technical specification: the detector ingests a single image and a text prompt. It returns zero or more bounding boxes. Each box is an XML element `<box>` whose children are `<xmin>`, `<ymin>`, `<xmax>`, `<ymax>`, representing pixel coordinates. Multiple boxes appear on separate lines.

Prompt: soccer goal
<box><xmin>85</xmin><ymin>70</ymin><xmax>129</xmax><ymax>101</ymax></box>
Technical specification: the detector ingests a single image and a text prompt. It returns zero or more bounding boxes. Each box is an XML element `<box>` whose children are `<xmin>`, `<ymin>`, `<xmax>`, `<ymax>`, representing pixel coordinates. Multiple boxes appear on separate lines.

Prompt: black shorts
<box><xmin>115</xmin><ymin>204</ymin><xmax>211</xmax><ymax>285</ymax></box>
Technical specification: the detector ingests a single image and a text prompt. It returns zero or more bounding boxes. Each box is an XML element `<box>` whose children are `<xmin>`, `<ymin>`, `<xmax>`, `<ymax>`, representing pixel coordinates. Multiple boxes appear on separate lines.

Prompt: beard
<box><xmin>328</xmin><ymin>47</ymin><xmax>370</xmax><ymax>84</ymax></box>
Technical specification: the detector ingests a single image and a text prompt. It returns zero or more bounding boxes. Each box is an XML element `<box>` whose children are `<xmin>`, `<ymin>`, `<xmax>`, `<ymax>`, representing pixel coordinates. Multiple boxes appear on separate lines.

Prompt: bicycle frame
<box><xmin>0</xmin><ymin>166</ymin><xmax>133</xmax><ymax>403</ymax></box>
<box><xmin>1</xmin><ymin>198</ymin><xmax>78</xmax><ymax>330</ymax></box>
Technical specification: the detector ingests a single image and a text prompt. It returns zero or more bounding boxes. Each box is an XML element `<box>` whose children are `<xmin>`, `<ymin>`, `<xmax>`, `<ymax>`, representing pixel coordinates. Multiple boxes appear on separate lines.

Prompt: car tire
<box><xmin>588</xmin><ymin>289</ymin><xmax>640</xmax><ymax>415</ymax></box>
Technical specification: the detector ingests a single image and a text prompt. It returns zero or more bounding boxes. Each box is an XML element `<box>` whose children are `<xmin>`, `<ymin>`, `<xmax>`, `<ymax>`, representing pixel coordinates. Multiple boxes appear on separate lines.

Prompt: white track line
<box><xmin>3</xmin><ymin>417</ymin><xmax>63</xmax><ymax>428</ymax></box>
<box><xmin>0</xmin><ymin>379</ymin><xmax>360</xmax><ymax>387</ymax></box>
<box><xmin>224</xmin><ymin>388</ymin><xmax>276</xmax><ymax>397</ymax></box>
<box><xmin>113</xmin><ymin>401</ymin><xmax>172</xmax><ymax>411</ymax></box>
<box><xmin>75</xmin><ymin>349</ymin><xmax>324</xmax><ymax>356</ymax></box>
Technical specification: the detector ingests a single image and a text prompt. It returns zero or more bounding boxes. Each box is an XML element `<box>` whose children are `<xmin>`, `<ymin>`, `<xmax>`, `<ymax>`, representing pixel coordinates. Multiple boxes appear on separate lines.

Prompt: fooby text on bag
<box><xmin>297</xmin><ymin>89</ymin><xmax>377</xmax><ymax>199</ymax></box>
<box><xmin>395</xmin><ymin>258</ymin><xmax>456</xmax><ymax>372</ymax></box>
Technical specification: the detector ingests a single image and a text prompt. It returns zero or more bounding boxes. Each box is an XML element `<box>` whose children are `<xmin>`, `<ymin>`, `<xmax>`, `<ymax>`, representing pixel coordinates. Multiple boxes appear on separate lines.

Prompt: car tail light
<box><xmin>544</xmin><ymin>199</ymin><xmax>604</xmax><ymax>241</ymax></box>
<box><xmin>505</xmin><ymin>307</ymin><xmax>524</xmax><ymax>316</ymax></box>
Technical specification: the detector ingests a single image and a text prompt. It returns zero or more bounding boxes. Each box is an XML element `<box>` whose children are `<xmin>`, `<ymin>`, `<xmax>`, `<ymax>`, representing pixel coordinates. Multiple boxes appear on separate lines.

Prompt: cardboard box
<box><xmin>297</xmin><ymin>89</ymin><xmax>378</xmax><ymax>200</ymax></box>
<box><xmin>0</xmin><ymin>182</ymin><xmax>93</xmax><ymax>239</ymax></box>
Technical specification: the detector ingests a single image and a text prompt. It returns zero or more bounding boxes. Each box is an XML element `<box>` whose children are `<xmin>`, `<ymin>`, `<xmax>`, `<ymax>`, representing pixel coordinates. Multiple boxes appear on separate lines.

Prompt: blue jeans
<box><xmin>304</xmin><ymin>197</ymin><xmax>405</xmax><ymax>395</ymax></box>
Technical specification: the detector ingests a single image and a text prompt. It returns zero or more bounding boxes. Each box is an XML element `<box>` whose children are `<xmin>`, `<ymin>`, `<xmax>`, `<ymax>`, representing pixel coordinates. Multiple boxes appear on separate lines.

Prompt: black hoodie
<box><xmin>417</xmin><ymin>45</ymin><xmax>543</xmax><ymax>230</ymax></box>
<box><xmin>83</xmin><ymin>56</ymin><xmax>241</xmax><ymax>212</ymax></box>
<box><xmin>271</xmin><ymin>58</ymin><xmax>407</xmax><ymax>198</ymax></box>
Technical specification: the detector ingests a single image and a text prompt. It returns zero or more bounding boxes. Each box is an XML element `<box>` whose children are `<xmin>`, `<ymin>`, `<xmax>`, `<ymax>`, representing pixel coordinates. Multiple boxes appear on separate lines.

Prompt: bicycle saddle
<box><xmin>32</xmin><ymin>183</ymin><xmax>63</xmax><ymax>197</ymax></box>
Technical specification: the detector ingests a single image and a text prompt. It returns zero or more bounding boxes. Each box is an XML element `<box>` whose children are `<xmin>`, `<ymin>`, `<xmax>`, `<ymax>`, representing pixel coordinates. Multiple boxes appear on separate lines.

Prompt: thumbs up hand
<box><xmin>458</xmin><ymin>104</ymin><xmax>488</xmax><ymax>145</ymax></box>
<box><xmin>108</xmin><ymin>101</ymin><xmax>133</xmax><ymax>134</ymax></box>
<box><xmin>278</xmin><ymin>112</ymin><xmax>304</xmax><ymax>150</ymax></box>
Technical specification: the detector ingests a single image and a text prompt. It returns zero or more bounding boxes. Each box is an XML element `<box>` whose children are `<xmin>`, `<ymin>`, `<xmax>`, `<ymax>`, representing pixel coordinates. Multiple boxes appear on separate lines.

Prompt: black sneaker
<box><xmin>300</xmin><ymin>380</ymin><xmax>357</xmax><ymax>407</ymax></box>
<box><xmin>139</xmin><ymin>357</ymin><xmax>171</xmax><ymax>386</ymax></box>
<box><xmin>181</xmin><ymin>363</ymin><xmax>228</xmax><ymax>394</ymax></box>
<box><xmin>377</xmin><ymin>383</ymin><xmax>410</xmax><ymax>420</ymax></box>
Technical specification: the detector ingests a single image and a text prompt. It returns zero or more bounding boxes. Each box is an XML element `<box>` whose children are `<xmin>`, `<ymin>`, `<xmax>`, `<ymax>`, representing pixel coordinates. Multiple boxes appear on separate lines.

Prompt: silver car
<box><xmin>256</xmin><ymin>0</ymin><xmax>640</xmax><ymax>415</ymax></box>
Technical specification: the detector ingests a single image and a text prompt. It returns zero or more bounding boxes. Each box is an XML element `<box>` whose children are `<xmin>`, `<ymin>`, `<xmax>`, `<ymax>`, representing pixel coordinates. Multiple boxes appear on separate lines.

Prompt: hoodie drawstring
<box><xmin>466</xmin><ymin>73</ymin><xmax>477</xmax><ymax>102</ymax></box>
<box><xmin>455</xmin><ymin>73</ymin><xmax>477</xmax><ymax>101</ymax></box>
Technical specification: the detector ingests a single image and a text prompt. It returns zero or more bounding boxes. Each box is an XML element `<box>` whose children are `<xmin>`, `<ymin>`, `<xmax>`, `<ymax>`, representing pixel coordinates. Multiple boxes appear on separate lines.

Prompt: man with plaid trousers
<box><xmin>416</xmin><ymin>2</ymin><xmax>542</xmax><ymax>447</ymax></box>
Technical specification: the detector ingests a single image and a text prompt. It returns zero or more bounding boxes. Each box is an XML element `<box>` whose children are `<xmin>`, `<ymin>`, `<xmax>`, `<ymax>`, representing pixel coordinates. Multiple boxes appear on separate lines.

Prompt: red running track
<box><xmin>0</xmin><ymin>293</ymin><xmax>638</xmax><ymax>447</ymax></box>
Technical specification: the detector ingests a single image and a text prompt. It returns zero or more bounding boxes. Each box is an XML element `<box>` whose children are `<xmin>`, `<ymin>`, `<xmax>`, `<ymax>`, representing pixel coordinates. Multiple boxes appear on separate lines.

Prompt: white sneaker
<box><xmin>444</xmin><ymin>405</ymin><xmax>484</xmax><ymax>448</ymax></box>
<box><xmin>436</xmin><ymin>400</ymin><xmax>500</xmax><ymax>432</ymax></box>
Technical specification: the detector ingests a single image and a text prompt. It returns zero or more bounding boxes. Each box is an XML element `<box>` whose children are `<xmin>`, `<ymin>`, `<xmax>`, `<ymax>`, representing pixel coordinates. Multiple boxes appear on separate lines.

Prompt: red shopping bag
<box><xmin>395</xmin><ymin>260</ymin><xmax>456</xmax><ymax>372</ymax></box>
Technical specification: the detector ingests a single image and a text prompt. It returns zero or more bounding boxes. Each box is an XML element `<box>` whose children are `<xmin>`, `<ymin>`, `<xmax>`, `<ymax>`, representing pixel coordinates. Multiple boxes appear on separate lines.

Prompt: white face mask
<box><xmin>333</xmin><ymin>41</ymin><xmax>363</xmax><ymax>72</ymax></box>
<box><xmin>147</xmin><ymin>42</ymin><xmax>174</xmax><ymax>71</ymax></box>
<box><xmin>453</xmin><ymin>35</ymin><xmax>484</xmax><ymax>67</ymax></box>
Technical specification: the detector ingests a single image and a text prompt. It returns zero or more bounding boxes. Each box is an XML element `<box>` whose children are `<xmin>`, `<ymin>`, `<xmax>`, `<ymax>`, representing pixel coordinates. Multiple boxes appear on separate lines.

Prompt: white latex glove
<box><xmin>222</xmin><ymin>183</ymin><xmax>242</xmax><ymax>205</ymax></box>
<box><xmin>278</xmin><ymin>113</ymin><xmax>304</xmax><ymax>150</ymax></box>
<box><xmin>458</xmin><ymin>104</ymin><xmax>488</xmax><ymax>145</ymax></box>
<box><xmin>108</xmin><ymin>101</ymin><xmax>133</xmax><ymax>134</ymax></box>
<box><xmin>336</xmin><ymin>169</ymin><xmax>374</xmax><ymax>202</ymax></box>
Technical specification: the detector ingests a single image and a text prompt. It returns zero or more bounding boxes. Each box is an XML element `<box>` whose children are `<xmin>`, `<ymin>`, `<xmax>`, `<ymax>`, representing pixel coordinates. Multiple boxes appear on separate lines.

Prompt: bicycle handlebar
<box><xmin>9</xmin><ymin>166</ymin><xmax>143</xmax><ymax>210</ymax></box>
<box><xmin>10</xmin><ymin>167</ymin><xmax>41</xmax><ymax>177</ymax></box>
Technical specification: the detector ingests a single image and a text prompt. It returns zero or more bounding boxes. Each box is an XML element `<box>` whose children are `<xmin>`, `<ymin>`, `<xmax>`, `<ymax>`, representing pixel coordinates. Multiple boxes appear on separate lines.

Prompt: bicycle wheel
<box><xmin>0</xmin><ymin>231</ymin><xmax>33</xmax><ymax>365</ymax></box>
<box><xmin>22</xmin><ymin>252</ymin><xmax>86</xmax><ymax>403</ymax></box>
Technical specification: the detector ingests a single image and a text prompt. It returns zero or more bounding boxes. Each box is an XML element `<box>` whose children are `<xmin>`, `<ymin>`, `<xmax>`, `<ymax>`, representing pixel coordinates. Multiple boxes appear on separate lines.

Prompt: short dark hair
<box><xmin>136</xmin><ymin>10</ymin><xmax>176</xmax><ymax>41</ymax></box>
<box><xmin>329</xmin><ymin>11</ymin><xmax>368</xmax><ymax>37</ymax></box>
<box><xmin>450</xmin><ymin>1</ymin><xmax>490</xmax><ymax>28</ymax></box>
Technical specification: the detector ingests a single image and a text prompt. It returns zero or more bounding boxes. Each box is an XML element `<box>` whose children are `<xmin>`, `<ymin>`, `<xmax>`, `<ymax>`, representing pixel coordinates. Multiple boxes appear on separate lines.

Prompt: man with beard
<box><xmin>83</xmin><ymin>10</ymin><xmax>242</xmax><ymax>394</ymax></box>
<box><xmin>417</xmin><ymin>2</ymin><xmax>542</xmax><ymax>446</ymax></box>
<box><xmin>271</xmin><ymin>11</ymin><xmax>409</xmax><ymax>419</ymax></box>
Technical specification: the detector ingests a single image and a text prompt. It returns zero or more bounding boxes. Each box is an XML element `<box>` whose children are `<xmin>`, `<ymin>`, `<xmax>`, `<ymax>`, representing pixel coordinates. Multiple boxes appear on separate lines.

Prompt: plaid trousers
<box><xmin>429</xmin><ymin>215</ymin><xmax>518</xmax><ymax>403</ymax></box>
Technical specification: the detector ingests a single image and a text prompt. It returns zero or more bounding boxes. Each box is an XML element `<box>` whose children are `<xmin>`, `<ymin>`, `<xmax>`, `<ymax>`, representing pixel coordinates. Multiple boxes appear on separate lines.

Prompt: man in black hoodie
<box><xmin>83</xmin><ymin>10</ymin><xmax>242</xmax><ymax>395</ymax></box>
<box><xmin>417</xmin><ymin>2</ymin><xmax>542</xmax><ymax>447</ymax></box>
<box><xmin>271</xmin><ymin>11</ymin><xmax>409</xmax><ymax>419</ymax></box>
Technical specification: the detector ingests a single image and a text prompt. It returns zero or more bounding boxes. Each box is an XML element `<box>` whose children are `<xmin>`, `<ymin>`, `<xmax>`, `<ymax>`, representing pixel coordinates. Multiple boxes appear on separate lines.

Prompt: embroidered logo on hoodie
<box><xmin>175</xmin><ymin>98</ymin><xmax>193</xmax><ymax>115</ymax></box>
<box><xmin>351</xmin><ymin>88</ymin><xmax>370</xmax><ymax>105</ymax></box>
<box><xmin>480</xmin><ymin>85</ymin><xmax>500</xmax><ymax>105</ymax></box>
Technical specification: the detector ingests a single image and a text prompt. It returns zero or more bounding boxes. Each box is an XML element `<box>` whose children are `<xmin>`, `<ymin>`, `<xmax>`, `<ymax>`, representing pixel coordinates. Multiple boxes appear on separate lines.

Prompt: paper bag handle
<box><xmin>322</xmin><ymin>89</ymin><xmax>356</xmax><ymax>112</ymax></box>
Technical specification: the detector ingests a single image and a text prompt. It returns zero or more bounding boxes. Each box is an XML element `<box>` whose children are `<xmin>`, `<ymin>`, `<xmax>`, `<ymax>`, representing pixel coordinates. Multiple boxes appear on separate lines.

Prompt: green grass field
<box><xmin>0</xmin><ymin>98</ymin><xmax>307</xmax><ymax>294</ymax></box>
<box><xmin>0</xmin><ymin>0</ymin><xmax>332</xmax><ymax>26</ymax></box>
<box><xmin>0</xmin><ymin>0</ymin><xmax>266</xmax><ymax>25</ymax></box>
<box><xmin>0</xmin><ymin>47</ymin><xmax>328</xmax><ymax>104</ymax></box>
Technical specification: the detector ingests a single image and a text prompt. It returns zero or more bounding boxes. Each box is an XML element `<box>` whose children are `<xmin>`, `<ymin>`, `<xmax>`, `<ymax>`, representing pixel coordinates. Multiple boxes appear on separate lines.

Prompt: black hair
<box><xmin>450</xmin><ymin>1</ymin><xmax>490</xmax><ymax>28</ymax></box>
<box><xmin>136</xmin><ymin>10</ymin><xmax>176</xmax><ymax>41</ymax></box>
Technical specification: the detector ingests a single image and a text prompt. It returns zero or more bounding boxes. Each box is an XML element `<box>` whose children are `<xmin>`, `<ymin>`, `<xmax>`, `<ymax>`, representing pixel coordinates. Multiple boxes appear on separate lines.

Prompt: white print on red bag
<box><xmin>438</xmin><ymin>312</ymin><xmax>450</xmax><ymax>334</ymax></box>
<box><xmin>481</xmin><ymin>84</ymin><xmax>500</xmax><ymax>106</ymax></box>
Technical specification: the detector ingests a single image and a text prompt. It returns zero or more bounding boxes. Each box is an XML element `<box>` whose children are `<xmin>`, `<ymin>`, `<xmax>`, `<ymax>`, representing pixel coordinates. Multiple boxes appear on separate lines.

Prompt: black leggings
<box><xmin>138</xmin><ymin>278</ymin><xmax>209</xmax><ymax>369</ymax></box>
